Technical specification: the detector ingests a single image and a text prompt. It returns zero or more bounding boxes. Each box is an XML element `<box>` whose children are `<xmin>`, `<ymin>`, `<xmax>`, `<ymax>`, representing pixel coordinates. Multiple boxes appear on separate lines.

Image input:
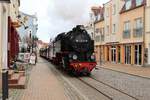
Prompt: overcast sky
<box><xmin>20</xmin><ymin>0</ymin><xmax>108</xmax><ymax>43</ymax></box>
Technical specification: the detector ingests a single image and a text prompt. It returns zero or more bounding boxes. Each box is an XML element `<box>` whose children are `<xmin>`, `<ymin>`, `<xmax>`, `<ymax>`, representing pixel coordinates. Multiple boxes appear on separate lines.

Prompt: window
<box><xmin>135</xmin><ymin>18</ymin><xmax>143</xmax><ymax>29</ymax></box>
<box><xmin>125</xmin><ymin>0</ymin><xmax>131</xmax><ymax>10</ymax></box>
<box><xmin>136</xmin><ymin>0</ymin><xmax>143</xmax><ymax>6</ymax></box>
<box><xmin>123</xmin><ymin>21</ymin><xmax>131</xmax><ymax>38</ymax></box>
<box><xmin>106</xmin><ymin>8</ymin><xmax>109</xmax><ymax>17</ymax></box>
<box><xmin>103</xmin><ymin>27</ymin><xmax>105</xmax><ymax>35</ymax></box>
<box><xmin>124</xmin><ymin>21</ymin><xmax>130</xmax><ymax>31</ymax></box>
<box><xmin>134</xmin><ymin>18</ymin><xmax>143</xmax><ymax>37</ymax></box>
<box><xmin>95</xmin><ymin>15</ymin><xmax>98</xmax><ymax>21</ymax></box>
<box><xmin>91</xmin><ymin>32</ymin><xmax>94</xmax><ymax>38</ymax></box>
<box><xmin>101</xmin><ymin>27</ymin><xmax>105</xmax><ymax>42</ymax></box>
<box><xmin>112</xmin><ymin>4</ymin><xmax>116</xmax><ymax>15</ymax></box>
<box><xmin>113</xmin><ymin>24</ymin><xmax>116</xmax><ymax>33</ymax></box>
<box><xmin>107</xmin><ymin>25</ymin><xmax>109</xmax><ymax>34</ymax></box>
<box><xmin>95</xmin><ymin>28</ymin><xmax>100</xmax><ymax>34</ymax></box>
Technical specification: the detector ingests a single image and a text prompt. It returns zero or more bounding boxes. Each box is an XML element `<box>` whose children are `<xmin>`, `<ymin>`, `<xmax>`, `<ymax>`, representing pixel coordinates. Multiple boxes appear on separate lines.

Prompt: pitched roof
<box><xmin>120</xmin><ymin>0</ymin><xmax>146</xmax><ymax>14</ymax></box>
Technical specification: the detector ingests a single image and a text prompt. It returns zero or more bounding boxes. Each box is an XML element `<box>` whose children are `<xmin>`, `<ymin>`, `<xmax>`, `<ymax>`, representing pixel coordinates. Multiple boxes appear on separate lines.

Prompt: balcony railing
<box><xmin>95</xmin><ymin>35</ymin><xmax>100</xmax><ymax>42</ymax></box>
<box><xmin>133</xmin><ymin>28</ymin><xmax>143</xmax><ymax>37</ymax></box>
<box><xmin>123</xmin><ymin>30</ymin><xmax>131</xmax><ymax>39</ymax></box>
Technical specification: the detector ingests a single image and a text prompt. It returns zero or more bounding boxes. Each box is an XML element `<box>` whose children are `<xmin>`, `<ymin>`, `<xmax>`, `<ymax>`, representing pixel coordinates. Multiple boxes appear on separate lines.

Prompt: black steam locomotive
<box><xmin>40</xmin><ymin>25</ymin><xmax>96</xmax><ymax>75</ymax></box>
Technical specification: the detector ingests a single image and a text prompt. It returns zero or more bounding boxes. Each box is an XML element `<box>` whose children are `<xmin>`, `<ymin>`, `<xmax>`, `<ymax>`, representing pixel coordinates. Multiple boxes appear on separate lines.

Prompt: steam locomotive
<box><xmin>40</xmin><ymin>25</ymin><xmax>96</xmax><ymax>75</ymax></box>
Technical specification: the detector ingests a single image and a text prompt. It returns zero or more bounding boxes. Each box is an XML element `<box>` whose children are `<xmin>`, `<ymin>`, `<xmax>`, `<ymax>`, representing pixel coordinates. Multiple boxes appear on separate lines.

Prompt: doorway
<box><xmin>111</xmin><ymin>46</ymin><xmax>116</xmax><ymax>62</ymax></box>
<box><xmin>107</xmin><ymin>46</ymin><xmax>109</xmax><ymax>61</ymax></box>
<box><xmin>125</xmin><ymin>45</ymin><xmax>131</xmax><ymax>64</ymax></box>
<box><xmin>134</xmin><ymin>44</ymin><xmax>142</xmax><ymax>65</ymax></box>
<box><xmin>118</xmin><ymin>46</ymin><xmax>121</xmax><ymax>63</ymax></box>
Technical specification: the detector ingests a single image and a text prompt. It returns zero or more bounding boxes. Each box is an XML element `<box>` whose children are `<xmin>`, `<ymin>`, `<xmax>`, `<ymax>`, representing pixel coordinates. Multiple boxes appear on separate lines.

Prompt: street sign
<box><xmin>0</xmin><ymin>0</ymin><xmax>11</xmax><ymax>3</ymax></box>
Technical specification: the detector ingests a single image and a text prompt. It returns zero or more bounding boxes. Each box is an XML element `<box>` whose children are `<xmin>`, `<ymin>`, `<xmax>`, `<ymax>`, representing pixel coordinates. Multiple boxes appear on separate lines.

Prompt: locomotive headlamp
<box><xmin>91</xmin><ymin>55</ymin><xmax>95</xmax><ymax>60</ymax></box>
<box><xmin>73</xmin><ymin>55</ymin><xmax>77</xmax><ymax>60</ymax></box>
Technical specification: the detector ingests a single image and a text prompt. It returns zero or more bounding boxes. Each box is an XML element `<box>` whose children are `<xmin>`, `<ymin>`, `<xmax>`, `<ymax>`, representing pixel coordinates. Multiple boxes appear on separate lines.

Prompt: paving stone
<box><xmin>14</xmin><ymin>57</ymin><xmax>68</xmax><ymax>100</ymax></box>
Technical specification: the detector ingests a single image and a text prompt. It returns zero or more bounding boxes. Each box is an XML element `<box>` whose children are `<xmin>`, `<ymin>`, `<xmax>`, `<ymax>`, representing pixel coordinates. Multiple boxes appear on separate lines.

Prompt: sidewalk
<box><xmin>17</xmin><ymin>57</ymin><xmax>67</xmax><ymax>100</ymax></box>
<box><xmin>97</xmin><ymin>62</ymin><xmax>150</xmax><ymax>79</ymax></box>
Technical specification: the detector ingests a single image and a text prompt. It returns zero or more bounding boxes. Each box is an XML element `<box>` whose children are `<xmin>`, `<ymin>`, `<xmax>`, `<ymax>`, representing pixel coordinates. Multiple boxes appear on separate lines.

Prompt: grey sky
<box><xmin>20</xmin><ymin>0</ymin><xmax>108</xmax><ymax>42</ymax></box>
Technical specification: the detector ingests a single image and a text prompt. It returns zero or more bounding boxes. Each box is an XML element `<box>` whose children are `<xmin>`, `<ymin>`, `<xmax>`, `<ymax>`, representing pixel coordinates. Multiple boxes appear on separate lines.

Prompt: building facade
<box><xmin>85</xmin><ymin>12</ymin><xmax>95</xmax><ymax>39</ymax></box>
<box><xmin>92</xmin><ymin>0</ymin><xmax>149</xmax><ymax>66</ymax></box>
<box><xmin>145</xmin><ymin>0</ymin><xmax>150</xmax><ymax>65</ymax></box>
<box><xmin>8</xmin><ymin>0</ymin><xmax>20</xmax><ymax>63</ymax></box>
<box><xmin>18</xmin><ymin>12</ymin><xmax>38</xmax><ymax>53</ymax></box>
<box><xmin>0</xmin><ymin>2</ymin><xmax>9</xmax><ymax>95</ymax></box>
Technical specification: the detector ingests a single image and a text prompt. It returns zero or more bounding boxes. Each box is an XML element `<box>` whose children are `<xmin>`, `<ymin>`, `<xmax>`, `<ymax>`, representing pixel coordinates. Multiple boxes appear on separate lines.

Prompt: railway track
<box><xmin>49</xmin><ymin>62</ymin><xmax>139</xmax><ymax>100</ymax></box>
<box><xmin>78</xmin><ymin>76</ymin><xmax>139</xmax><ymax>100</ymax></box>
<box><xmin>78</xmin><ymin>78</ymin><xmax>113</xmax><ymax>100</ymax></box>
<box><xmin>46</xmin><ymin>58</ymin><xmax>139</xmax><ymax>100</ymax></box>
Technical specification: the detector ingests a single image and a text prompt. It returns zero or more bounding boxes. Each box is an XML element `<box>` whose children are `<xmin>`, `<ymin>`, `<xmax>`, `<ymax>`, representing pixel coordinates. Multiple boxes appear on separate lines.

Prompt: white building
<box><xmin>86</xmin><ymin>13</ymin><xmax>95</xmax><ymax>39</ymax></box>
<box><xmin>0</xmin><ymin>1</ymin><xmax>9</xmax><ymax>96</ymax></box>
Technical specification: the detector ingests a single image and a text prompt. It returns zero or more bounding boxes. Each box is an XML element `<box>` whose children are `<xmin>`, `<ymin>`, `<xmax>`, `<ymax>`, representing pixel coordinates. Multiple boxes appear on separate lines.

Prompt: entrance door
<box><xmin>125</xmin><ymin>45</ymin><xmax>131</xmax><ymax>64</ymax></box>
<box><xmin>111</xmin><ymin>46</ymin><xmax>116</xmax><ymax>62</ymax></box>
<box><xmin>107</xmin><ymin>47</ymin><xmax>109</xmax><ymax>61</ymax></box>
<box><xmin>135</xmin><ymin>45</ymin><xmax>142</xmax><ymax>65</ymax></box>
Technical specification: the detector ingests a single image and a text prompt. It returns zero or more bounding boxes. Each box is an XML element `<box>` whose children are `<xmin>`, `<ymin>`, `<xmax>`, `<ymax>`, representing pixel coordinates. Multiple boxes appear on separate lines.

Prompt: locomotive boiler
<box><xmin>51</xmin><ymin>25</ymin><xmax>96</xmax><ymax>75</ymax></box>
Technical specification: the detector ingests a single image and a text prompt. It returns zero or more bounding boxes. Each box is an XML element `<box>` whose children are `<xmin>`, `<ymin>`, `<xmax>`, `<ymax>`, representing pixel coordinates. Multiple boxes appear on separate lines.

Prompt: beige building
<box><xmin>145</xmin><ymin>0</ymin><xmax>150</xmax><ymax>65</ymax></box>
<box><xmin>9</xmin><ymin>0</ymin><xmax>20</xmax><ymax>23</ymax></box>
<box><xmin>92</xmin><ymin>0</ymin><xmax>149</xmax><ymax>66</ymax></box>
<box><xmin>119</xmin><ymin>0</ymin><xmax>146</xmax><ymax>65</ymax></box>
<box><xmin>91</xmin><ymin>7</ymin><xmax>105</xmax><ymax>63</ymax></box>
<box><xmin>0</xmin><ymin>2</ymin><xmax>9</xmax><ymax>95</ymax></box>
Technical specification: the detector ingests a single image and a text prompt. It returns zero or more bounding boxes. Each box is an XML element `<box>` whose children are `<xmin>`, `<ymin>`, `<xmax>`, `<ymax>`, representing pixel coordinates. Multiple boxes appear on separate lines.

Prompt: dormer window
<box><xmin>136</xmin><ymin>0</ymin><xmax>142</xmax><ymax>6</ymax></box>
<box><xmin>125</xmin><ymin>0</ymin><xmax>132</xmax><ymax>10</ymax></box>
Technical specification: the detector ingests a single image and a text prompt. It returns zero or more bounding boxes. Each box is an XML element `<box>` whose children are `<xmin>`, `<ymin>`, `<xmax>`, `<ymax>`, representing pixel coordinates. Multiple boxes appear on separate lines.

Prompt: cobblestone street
<box><xmin>8</xmin><ymin>57</ymin><xmax>150</xmax><ymax>100</ymax></box>
<box><xmin>92</xmin><ymin>67</ymin><xmax>150</xmax><ymax>100</ymax></box>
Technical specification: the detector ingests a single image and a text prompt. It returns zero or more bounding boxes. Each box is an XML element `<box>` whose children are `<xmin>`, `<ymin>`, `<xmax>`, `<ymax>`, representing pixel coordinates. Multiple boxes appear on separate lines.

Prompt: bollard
<box><xmin>2</xmin><ymin>69</ymin><xmax>9</xmax><ymax>100</ymax></box>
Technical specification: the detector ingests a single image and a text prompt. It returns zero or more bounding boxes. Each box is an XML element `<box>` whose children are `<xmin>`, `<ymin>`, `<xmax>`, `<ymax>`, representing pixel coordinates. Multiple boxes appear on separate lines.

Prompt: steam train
<box><xmin>40</xmin><ymin>25</ymin><xmax>96</xmax><ymax>75</ymax></box>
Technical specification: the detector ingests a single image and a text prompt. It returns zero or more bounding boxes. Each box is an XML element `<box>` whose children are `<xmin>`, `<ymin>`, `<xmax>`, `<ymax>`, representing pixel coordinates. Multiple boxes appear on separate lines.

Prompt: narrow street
<box><xmin>0</xmin><ymin>0</ymin><xmax>150</xmax><ymax>100</ymax></box>
<box><xmin>9</xmin><ymin>57</ymin><xmax>150</xmax><ymax>100</ymax></box>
